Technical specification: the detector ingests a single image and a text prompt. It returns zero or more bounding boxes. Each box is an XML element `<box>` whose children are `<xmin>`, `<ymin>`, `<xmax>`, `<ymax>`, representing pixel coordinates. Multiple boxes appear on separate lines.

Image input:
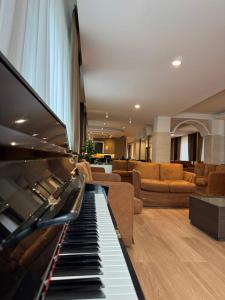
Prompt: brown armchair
<box><xmin>207</xmin><ymin>172</ymin><xmax>225</xmax><ymax>196</ymax></box>
<box><xmin>76</xmin><ymin>161</ymin><xmax>135</xmax><ymax>246</ymax></box>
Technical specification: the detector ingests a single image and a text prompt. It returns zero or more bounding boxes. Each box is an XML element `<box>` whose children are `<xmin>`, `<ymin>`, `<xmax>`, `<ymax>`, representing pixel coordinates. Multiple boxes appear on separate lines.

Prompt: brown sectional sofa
<box><xmin>133</xmin><ymin>163</ymin><xmax>196</xmax><ymax>207</ymax></box>
<box><xmin>194</xmin><ymin>163</ymin><xmax>225</xmax><ymax>193</ymax></box>
<box><xmin>112</xmin><ymin>160</ymin><xmax>138</xmax><ymax>183</ymax></box>
<box><xmin>207</xmin><ymin>171</ymin><xmax>225</xmax><ymax>196</ymax></box>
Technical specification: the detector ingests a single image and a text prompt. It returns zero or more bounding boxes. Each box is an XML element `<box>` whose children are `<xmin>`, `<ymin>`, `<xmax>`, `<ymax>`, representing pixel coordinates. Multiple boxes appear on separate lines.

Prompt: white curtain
<box><xmin>180</xmin><ymin>135</ymin><xmax>189</xmax><ymax>161</ymax></box>
<box><xmin>0</xmin><ymin>0</ymin><xmax>80</xmax><ymax>151</ymax></box>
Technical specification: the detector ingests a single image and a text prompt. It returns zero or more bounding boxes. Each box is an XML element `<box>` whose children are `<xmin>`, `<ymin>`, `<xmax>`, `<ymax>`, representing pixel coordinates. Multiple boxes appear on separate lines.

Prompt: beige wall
<box><xmin>115</xmin><ymin>136</ymin><xmax>127</xmax><ymax>159</ymax></box>
<box><xmin>94</xmin><ymin>136</ymin><xmax>127</xmax><ymax>159</ymax></box>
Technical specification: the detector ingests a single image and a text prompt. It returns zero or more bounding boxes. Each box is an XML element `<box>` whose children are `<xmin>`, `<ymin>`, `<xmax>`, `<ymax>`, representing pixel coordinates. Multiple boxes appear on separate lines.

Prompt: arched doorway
<box><xmin>170</xmin><ymin>120</ymin><xmax>211</xmax><ymax>162</ymax></box>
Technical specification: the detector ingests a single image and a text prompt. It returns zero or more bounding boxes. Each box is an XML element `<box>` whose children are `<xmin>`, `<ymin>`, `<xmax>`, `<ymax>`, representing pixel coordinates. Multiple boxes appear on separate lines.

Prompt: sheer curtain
<box><xmin>0</xmin><ymin>0</ymin><xmax>80</xmax><ymax>151</ymax></box>
<box><xmin>180</xmin><ymin>135</ymin><xmax>189</xmax><ymax>161</ymax></box>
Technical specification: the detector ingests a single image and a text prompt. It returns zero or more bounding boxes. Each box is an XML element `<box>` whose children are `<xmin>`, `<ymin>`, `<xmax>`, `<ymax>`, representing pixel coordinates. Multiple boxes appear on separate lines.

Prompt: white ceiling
<box><xmin>185</xmin><ymin>89</ymin><xmax>225</xmax><ymax>114</ymax></box>
<box><xmin>77</xmin><ymin>0</ymin><xmax>225</xmax><ymax>139</ymax></box>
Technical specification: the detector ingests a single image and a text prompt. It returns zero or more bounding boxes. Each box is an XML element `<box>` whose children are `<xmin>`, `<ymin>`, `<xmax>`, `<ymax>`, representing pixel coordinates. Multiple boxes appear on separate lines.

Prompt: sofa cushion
<box><xmin>204</xmin><ymin>164</ymin><xmax>217</xmax><ymax>177</ymax></box>
<box><xmin>194</xmin><ymin>163</ymin><xmax>205</xmax><ymax>176</ymax></box>
<box><xmin>112</xmin><ymin>170</ymin><xmax>131</xmax><ymax>177</ymax></box>
<box><xmin>136</xmin><ymin>163</ymin><xmax>159</xmax><ymax>180</ymax></box>
<box><xmin>216</xmin><ymin>165</ymin><xmax>225</xmax><ymax>173</ymax></box>
<box><xmin>112</xmin><ymin>160</ymin><xmax>128</xmax><ymax>171</ymax></box>
<box><xmin>160</xmin><ymin>163</ymin><xmax>183</xmax><ymax>181</ymax></box>
<box><xmin>195</xmin><ymin>176</ymin><xmax>208</xmax><ymax>186</ymax></box>
<box><xmin>169</xmin><ymin>180</ymin><xmax>196</xmax><ymax>193</ymax></box>
<box><xmin>127</xmin><ymin>160</ymin><xmax>139</xmax><ymax>171</ymax></box>
<box><xmin>141</xmin><ymin>179</ymin><xmax>169</xmax><ymax>192</ymax></box>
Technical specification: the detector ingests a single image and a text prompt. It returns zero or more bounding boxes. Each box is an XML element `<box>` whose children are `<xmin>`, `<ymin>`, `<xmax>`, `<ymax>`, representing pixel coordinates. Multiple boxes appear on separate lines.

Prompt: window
<box><xmin>180</xmin><ymin>135</ymin><xmax>189</xmax><ymax>161</ymax></box>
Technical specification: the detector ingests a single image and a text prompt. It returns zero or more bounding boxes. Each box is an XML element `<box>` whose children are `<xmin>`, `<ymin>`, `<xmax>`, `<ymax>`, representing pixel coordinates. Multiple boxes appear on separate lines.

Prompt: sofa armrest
<box><xmin>92</xmin><ymin>172</ymin><xmax>121</xmax><ymax>182</ymax></box>
<box><xmin>207</xmin><ymin>172</ymin><xmax>225</xmax><ymax>196</ymax></box>
<box><xmin>132</xmin><ymin>169</ymin><xmax>141</xmax><ymax>197</ymax></box>
<box><xmin>91</xmin><ymin>166</ymin><xmax>105</xmax><ymax>173</ymax></box>
<box><xmin>183</xmin><ymin>171</ymin><xmax>196</xmax><ymax>183</ymax></box>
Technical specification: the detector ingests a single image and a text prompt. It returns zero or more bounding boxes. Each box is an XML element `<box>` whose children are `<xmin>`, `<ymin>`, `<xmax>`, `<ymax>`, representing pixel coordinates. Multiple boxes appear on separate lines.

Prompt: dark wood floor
<box><xmin>128</xmin><ymin>208</ymin><xmax>225</xmax><ymax>300</ymax></box>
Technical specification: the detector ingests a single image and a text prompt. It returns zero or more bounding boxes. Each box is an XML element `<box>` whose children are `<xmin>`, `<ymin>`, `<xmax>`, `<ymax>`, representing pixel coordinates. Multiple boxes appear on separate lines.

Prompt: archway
<box><xmin>171</xmin><ymin>119</ymin><xmax>210</xmax><ymax>137</ymax></box>
<box><xmin>170</xmin><ymin>119</ymin><xmax>210</xmax><ymax>162</ymax></box>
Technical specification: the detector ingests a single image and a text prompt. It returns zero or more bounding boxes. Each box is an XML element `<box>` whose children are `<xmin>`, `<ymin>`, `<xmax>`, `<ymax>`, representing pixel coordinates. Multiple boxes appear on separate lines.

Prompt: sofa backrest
<box><xmin>216</xmin><ymin>165</ymin><xmax>225</xmax><ymax>173</ymax></box>
<box><xmin>204</xmin><ymin>164</ymin><xmax>217</xmax><ymax>177</ymax></box>
<box><xmin>160</xmin><ymin>163</ymin><xmax>183</xmax><ymax>180</ymax></box>
<box><xmin>135</xmin><ymin>162</ymin><xmax>159</xmax><ymax>180</ymax></box>
<box><xmin>112</xmin><ymin>160</ymin><xmax>128</xmax><ymax>171</ymax></box>
<box><xmin>194</xmin><ymin>163</ymin><xmax>205</xmax><ymax>176</ymax></box>
<box><xmin>127</xmin><ymin>160</ymin><xmax>139</xmax><ymax>171</ymax></box>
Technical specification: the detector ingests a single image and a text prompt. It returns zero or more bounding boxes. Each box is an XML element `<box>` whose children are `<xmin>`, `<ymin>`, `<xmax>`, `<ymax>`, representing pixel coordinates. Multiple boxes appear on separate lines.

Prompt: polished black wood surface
<box><xmin>0</xmin><ymin>51</ymin><xmax>68</xmax><ymax>156</ymax></box>
<box><xmin>0</xmin><ymin>51</ymin><xmax>85</xmax><ymax>299</ymax></box>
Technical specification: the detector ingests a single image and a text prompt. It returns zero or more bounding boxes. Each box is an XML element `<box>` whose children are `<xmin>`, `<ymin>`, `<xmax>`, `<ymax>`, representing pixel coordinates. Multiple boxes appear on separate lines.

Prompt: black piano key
<box><xmin>53</xmin><ymin>267</ymin><xmax>103</xmax><ymax>277</ymax></box>
<box><xmin>60</xmin><ymin>243</ymin><xmax>99</xmax><ymax>254</ymax></box>
<box><xmin>45</xmin><ymin>289</ymin><xmax>105</xmax><ymax>300</ymax></box>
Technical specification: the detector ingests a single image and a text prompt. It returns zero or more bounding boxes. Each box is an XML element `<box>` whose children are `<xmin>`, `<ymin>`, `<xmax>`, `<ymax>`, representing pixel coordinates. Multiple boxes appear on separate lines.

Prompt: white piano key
<box><xmin>51</xmin><ymin>191</ymin><xmax>139</xmax><ymax>300</ymax></box>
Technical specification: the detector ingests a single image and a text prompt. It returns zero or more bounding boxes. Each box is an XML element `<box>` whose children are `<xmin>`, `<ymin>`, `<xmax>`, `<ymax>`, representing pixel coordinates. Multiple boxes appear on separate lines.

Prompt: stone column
<box><xmin>204</xmin><ymin>120</ymin><xmax>225</xmax><ymax>164</ymax></box>
<box><xmin>152</xmin><ymin>116</ymin><xmax>171</xmax><ymax>162</ymax></box>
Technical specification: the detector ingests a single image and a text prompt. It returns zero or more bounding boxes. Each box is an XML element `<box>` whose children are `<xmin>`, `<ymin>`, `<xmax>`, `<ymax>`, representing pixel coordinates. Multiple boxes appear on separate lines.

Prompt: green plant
<box><xmin>79</xmin><ymin>139</ymin><xmax>96</xmax><ymax>162</ymax></box>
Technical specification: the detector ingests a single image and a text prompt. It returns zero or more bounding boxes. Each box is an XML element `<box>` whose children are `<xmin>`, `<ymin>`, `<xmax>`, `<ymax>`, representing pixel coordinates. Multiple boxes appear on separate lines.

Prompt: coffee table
<box><xmin>189</xmin><ymin>195</ymin><xmax>225</xmax><ymax>240</ymax></box>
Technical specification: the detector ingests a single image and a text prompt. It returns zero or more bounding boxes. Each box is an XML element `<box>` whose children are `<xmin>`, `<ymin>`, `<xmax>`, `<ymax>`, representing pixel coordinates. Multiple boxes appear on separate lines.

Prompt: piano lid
<box><xmin>0</xmin><ymin>51</ymin><xmax>69</xmax><ymax>156</ymax></box>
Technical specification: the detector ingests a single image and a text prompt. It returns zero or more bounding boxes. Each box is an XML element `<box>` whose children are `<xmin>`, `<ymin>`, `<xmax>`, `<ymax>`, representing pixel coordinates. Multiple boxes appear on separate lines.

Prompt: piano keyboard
<box><xmin>41</xmin><ymin>191</ymin><xmax>140</xmax><ymax>300</ymax></box>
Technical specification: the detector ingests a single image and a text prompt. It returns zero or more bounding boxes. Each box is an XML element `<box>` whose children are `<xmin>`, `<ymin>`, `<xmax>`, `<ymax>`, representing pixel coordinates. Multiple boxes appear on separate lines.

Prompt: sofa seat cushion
<box><xmin>195</xmin><ymin>176</ymin><xmax>208</xmax><ymax>186</ymax></box>
<box><xmin>169</xmin><ymin>180</ymin><xmax>196</xmax><ymax>193</ymax></box>
<box><xmin>160</xmin><ymin>163</ymin><xmax>183</xmax><ymax>180</ymax></box>
<box><xmin>112</xmin><ymin>170</ymin><xmax>132</xmax><ymax>177</ymax></box>
<box><xmin>141</xmin><ymin>179</ymin><xmax>169</xmax><ymax>192</ymax></box>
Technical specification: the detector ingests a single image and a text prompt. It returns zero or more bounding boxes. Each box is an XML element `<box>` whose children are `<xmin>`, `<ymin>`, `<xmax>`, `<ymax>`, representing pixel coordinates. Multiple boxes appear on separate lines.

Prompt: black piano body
<box><xmin>0</xmin><ymin>52</ymin><xmax>145</xmax><ymax>300</ymax></box>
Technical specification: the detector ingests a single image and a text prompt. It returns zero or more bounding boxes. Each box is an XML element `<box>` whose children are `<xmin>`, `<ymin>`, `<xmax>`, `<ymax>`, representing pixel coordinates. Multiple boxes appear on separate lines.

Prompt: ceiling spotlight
<box><xmin>42</xmin><ymin>137</ymin><xmax>47</xmax><ymax>140</ymax></box>
<box><xmin>32</xmin><ymin>133</ymin><xmax>38</xmax><ymax>137</ymax></box>
<box><xmin>172</xmin><ymin>57</ymin><xmax>182</xmax><ymax>67</ymax></box>
<box><xmin>106</xmin><ymin>113</ymin><xmax>109</xmax><ymax>119</ymax></box>
<box><xmin>134</xmin><ymin>104</ymin><xmax>140</xmax><ymax>109</ymax></box>
<box><xmin>14</xmin><ymin>118</ymin><xmax>27</xmax><ymax>124</ymax></box>
<box><xmin>10</xmin><ymin>141</ymin><xmax>17</xmax><ymax>146</ymax></box>
<box><xmin>129</xmin><ymin>117</ymin><xmax>132</xmax><ymax>124</ymax></box>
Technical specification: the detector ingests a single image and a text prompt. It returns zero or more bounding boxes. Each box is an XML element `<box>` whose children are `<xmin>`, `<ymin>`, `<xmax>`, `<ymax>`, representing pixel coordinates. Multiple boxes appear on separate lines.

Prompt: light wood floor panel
<box><xmin>128</xmin><ymin>208</ymin><xmax>225</xmax><ymax>300</ymax></box>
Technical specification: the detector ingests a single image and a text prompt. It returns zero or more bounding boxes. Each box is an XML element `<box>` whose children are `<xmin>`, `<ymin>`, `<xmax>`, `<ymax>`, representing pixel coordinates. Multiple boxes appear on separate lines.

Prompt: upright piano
<box><xmin>0</xmin><ymin>52</ymin><xmax>145</xmax><ymax>300</ymax></box>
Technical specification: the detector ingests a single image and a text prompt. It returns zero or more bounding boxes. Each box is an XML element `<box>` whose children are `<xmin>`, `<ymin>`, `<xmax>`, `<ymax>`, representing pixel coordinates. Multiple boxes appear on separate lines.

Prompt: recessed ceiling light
<box><xmin>104</xmin><ymin>123</ymin><xmax>106</xmax><ymax>126</ymax></box>
<box><xmin>106</xmin><ymin>113</ymin><xmax>109</xmax><ymax>119</ymax></box>
<box><xmin>129</xmin><ymin>117</ymin><xmax>132</xmax><ymax>124</ymax></box>
<box><xmin>172</xmin><ymin>57</ymin><xmax>182</xmax><ymax>67</ymax></box>
<box><xmin>134</xmin><ymin>104</ymin><xmax>140</xmax><ymax>109</ymax></box>
<box><xmin>10</xmin><ymin>141</ymin><xmax>17</xmax><ymax>146</ymax></box>
<box><xmin>32</xmin><ymin>133</ymin><xmax>38</xmax><ymax>137</ymax></box>
<box><xmin>14</xmin><ymin>118</ymin><xmax>27</xmax><ymax>124</ymax></box>
<box><xmin>42</xmin><ymin>137</ymin><xmax>47</xmax><ymax>140</ymax></box>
